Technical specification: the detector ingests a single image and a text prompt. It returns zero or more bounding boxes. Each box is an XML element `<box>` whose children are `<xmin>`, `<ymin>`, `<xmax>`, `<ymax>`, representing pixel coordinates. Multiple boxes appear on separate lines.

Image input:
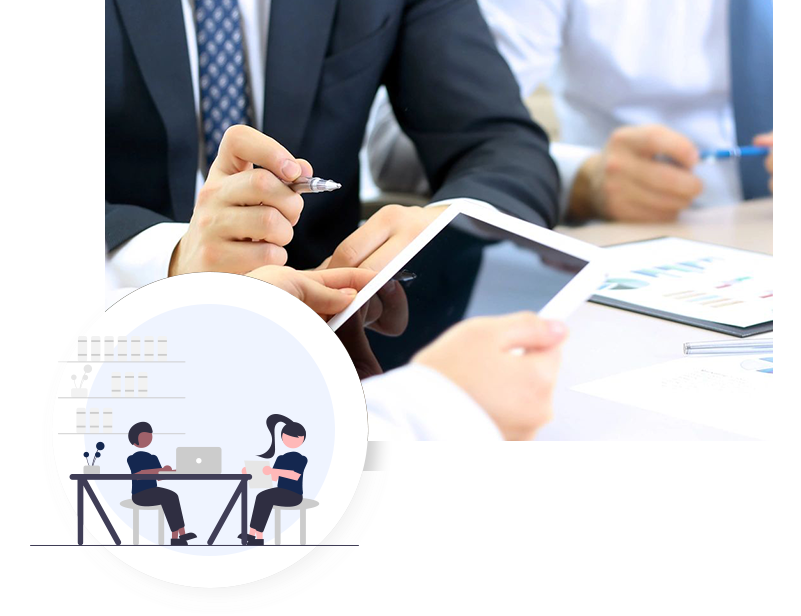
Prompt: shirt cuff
<box><xmin>106</xmin><ymin>222</ymin><xmax>189</xmax><ymax>291</ymax></box>
<box><xmin>362</xmin><ymin>364</ymin><xmax>503</xmax><ymax>441</ymax></box>
<box><xmin>550</xmin><ymin>142</ymin><xmax>599</xmax><ymax>219</ymax></box>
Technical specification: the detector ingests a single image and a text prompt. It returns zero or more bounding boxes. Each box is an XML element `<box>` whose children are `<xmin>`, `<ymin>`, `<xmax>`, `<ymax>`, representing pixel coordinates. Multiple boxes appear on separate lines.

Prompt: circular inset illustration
<box><xmin>49</xmin><ymin>273</ymin><xmax>366</xmax><ymax>587</ymax></box>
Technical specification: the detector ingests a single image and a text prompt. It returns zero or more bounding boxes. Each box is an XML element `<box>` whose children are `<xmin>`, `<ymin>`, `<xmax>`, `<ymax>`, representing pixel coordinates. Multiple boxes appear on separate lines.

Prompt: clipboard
<box><xmin>589</xmin><ymin>237</ymin><xmax>773</xmax><ymax>338</ymax></box>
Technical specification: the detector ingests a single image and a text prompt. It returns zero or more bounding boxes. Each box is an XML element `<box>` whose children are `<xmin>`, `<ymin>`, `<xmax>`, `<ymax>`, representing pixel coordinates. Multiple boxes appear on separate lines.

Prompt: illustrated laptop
<box><xmin>160</xmin><ymin>447</ymin><xmax>222</xmax><ymax>474</ymax></box>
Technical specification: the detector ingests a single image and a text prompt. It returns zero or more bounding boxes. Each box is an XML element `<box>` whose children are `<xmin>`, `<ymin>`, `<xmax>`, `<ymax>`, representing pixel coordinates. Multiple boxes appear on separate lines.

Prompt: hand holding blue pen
<box><xmin>696</xmin><ymin>132</ymin><xmax>772</xmax><ymax>194</ymax></box>
<box><xmin>574</xmin><ymin>124</ymin><xmax>702</xmax><ymax>222</ymax></box>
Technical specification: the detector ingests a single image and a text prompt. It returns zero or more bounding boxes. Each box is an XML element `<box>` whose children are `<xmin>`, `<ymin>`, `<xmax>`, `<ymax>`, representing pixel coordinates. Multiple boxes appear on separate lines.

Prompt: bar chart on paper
<box><xmin>740</xmin><ymin>357</ymin><xmax>773</xmax><ymax>374</ymax></box>
<box><xmin>593</xmin><ymin>238</ymin><xmax>772</xmax><ymax>329</ymax></box>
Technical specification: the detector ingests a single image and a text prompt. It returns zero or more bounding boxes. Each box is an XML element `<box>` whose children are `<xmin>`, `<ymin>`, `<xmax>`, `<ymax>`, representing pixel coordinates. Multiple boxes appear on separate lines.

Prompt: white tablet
<box><xmin>328</xmin><ymin>202</ymin><xmax>605</xmax><ymax>375</ymax></box>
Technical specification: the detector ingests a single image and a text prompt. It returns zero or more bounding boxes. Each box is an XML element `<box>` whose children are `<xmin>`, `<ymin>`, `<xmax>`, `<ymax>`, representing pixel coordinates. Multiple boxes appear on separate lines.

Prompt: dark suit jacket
<box><xmin>106</xmin><ymin>0</ymin><xmax>559</xmax><ymax>269</ymax></box>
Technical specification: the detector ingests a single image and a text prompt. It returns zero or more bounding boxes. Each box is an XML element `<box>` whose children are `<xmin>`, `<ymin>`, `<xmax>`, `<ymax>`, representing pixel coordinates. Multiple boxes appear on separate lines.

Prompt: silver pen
<box><xmin>683</xmin><ymin>338</ymin><xmax>773</xmax><ymax>356</ymax></box>
<box><xmin>289</xmin><ymin>176</ymin><xmax>342</xmax><ymax>194</ymax></box>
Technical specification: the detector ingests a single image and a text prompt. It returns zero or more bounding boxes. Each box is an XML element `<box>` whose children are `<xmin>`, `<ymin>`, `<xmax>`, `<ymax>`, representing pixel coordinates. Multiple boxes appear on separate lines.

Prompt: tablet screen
<box><xmin>335</xmin><ymin>212</ymin><xmax>589</xmax><ymax>378</ymax></box>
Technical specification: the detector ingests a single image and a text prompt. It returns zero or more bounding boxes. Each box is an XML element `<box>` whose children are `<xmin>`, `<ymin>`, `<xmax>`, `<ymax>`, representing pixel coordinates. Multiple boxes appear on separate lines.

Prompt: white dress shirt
<box><xmin>368</xmin><ymin>0</ymin><xmax>750</xmax><ymax>214</ymax></box>
<box><xmin>482</xmin><ymin>0</ymin><xmax>743</xmax><ymax>210</ymax></box>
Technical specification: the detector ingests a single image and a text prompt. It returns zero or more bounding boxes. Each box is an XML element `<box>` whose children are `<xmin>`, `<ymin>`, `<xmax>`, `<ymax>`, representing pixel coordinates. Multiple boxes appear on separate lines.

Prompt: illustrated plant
<box><xmin>83</xmin><ymin>442</ymin><xmax>106</xmax><ymax>466</ymax></box>
<box><xmin>71</xmin><ymin>365</ymin><xmax>93</xmax><ymax>390</ymax></box>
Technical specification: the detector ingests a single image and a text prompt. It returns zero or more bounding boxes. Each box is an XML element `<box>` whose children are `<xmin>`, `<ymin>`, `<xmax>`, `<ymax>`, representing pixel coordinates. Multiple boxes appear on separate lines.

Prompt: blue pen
<box><xmin>698</xmin><ymin>145</ymin><xmax>770</xmax><ymax>162</ymax></box>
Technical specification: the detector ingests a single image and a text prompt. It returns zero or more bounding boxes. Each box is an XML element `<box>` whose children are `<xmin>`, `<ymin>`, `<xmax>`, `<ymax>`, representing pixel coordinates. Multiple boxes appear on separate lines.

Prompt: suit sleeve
<box><xmin>105</xmin><ymin>201</ymin><xmax>174</xmax><ymax>251</ymax></box>
<box><xmin>383</xmin><ymin>0</ymin><xmax>560</xmax><ymax>228</ymax></box>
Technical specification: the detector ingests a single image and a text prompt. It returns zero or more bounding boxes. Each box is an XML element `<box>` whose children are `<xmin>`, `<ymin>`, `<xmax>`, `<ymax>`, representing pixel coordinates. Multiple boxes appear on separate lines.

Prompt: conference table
<box><xmin>539</xmin><ymin>198</ymin><xmax>773</xmax><ymax>440</ymax></box>
<box><xmin>70</xmin><ymin>473</ymin><xmax>252</xmax><ymax>545</ymax></box>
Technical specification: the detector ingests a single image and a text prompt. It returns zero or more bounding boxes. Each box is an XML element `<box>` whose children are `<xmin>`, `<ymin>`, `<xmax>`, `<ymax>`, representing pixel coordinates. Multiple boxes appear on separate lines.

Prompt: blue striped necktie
<box><xmin>196</xmin><ymin>0</ymin><xmax>253</xmax><ymax>170</ymax></box>
<box><xmin>729</xmin><ymin>0</ymin><xmax>773</xmax><ymax>200</ymax></box>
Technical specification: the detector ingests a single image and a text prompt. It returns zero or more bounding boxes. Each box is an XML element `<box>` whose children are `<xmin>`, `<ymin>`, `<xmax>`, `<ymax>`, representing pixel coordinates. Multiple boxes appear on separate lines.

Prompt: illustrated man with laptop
<box><xmin>126</xmin><ymin>421</ymin><xmax>207</xmax><ymax>546</ymax></box>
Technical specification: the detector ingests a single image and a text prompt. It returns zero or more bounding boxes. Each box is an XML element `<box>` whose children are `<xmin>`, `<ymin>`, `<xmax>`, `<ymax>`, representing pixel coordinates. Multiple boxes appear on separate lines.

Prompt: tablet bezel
<box><xmin>327</xmin><ymin>201</ymin><xmax>607</xmax><ymax>331</ymax></box>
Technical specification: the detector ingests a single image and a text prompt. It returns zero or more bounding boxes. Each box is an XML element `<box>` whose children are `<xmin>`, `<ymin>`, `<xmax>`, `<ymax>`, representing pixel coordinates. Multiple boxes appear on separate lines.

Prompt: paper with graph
<box><xmin>593</xmin><ymin>238</ymin><xmax>772</xmax><ymax>328</ymax></box>
<box><xmin>573</xmin><ymin>354</ymin><xmax>777</xmax><ymax>439</ymax></box>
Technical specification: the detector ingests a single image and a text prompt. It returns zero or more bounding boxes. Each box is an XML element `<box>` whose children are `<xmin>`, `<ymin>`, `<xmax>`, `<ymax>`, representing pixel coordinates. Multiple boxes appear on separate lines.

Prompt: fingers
<box><xmin>606</xmin><ymin>177</ymin><xmax>688</xmax><ymax>221</ymax></box>
<box><xmin>367</xmin><ymin>281</ymin><xmax>409</xmax><ymax>336</ymax></box>
<box><xmin>753</xmin><ymin>132</ymin><xmax>773</xmax><ymax>147</ymax></box>
<box><xmin>210</xmin><ymin>124</ymin><xmax>309</xmax><ymax>181</ymax></box>
<box><xmin>359</xmin><ymin>235</ymin><xmax>411</xmax><ymax>273</ymax></box>
<box><xmin>217</xmin><ymin>168</ymin><xmax>304</xmax><ymax>225</ymax></box>
<box><xmin>328</xmin><ymin>212</ymin><xmax>394</xmax><ymax>269</ymax></box>
<box><xmin>766</xmin><ymin>154</ymin><xmax>773</xmax><ymax>193</ymax></box>
<box><xmin>302</xmin><ymin>267</ymin><xmax>376</xmax><ymax>292</ymax></box>
<box><xmin>291</xmin><ymin>277</ymin><xmax>359</xmax><ymax>316</ymax></box>
<box><xmin>208</xmin><ymin>205</ymin><xmax>294</xmax><ymax>245</ymax></box>
<box><xmin>486</xmin><ymin>312</ymin><xmax>568</xmax><ymax>352</ymax></box>
<box><xmin>200</xmin><ymin>240</ymin><xmax>287</xmax><ymax>273</ymax></box>
<box><xmin>625</xmin><ymin>156</ymin><xmax>703</xmax><ymax>202</ymax></box>
<box><xmin>520</xmin><ymin>346</ymin><xmax>563</xmax><ymax>387</ymax></box>
<box><xmin>316</xmin><ymin>255</ymin><xmax>333</xmax><ymax>270</ymax></box>
<box><xmin>295</xmin><ymin>158</ymin><xmax>315</xmax><ymax>178</ymax></box>
<box><xmin>615</xmin><ymin>124</ymin><xmax>699</xmax><ymax>168</ymax></box>
<box><xmin>754</xmin><ymin>133</ymin><xmax>774</xmax><ymax>193</ymax></box>
<box><xmin>246</xmin><ymin>267</ymin><xmax>370</xmax><ymax>317</ymax></box>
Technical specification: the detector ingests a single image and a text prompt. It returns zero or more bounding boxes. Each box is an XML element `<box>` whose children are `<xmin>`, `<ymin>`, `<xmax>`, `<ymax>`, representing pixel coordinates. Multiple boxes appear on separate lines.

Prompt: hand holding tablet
<box><xmin>328</xmin><ymin>202</ymin><xmax>605</xmax><ymax>374</ymax></box>
<box><xmin>413</xmin><ymin>312</ymin><xmax>568</xmax><ymax>440</ymax></box>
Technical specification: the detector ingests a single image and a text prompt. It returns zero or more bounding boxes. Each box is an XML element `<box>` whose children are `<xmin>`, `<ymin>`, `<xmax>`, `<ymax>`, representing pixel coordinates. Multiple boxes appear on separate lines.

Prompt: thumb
<box><xmin>295</xmin><ymin>158</ymin><xmax>315</xmax><ymax>179</ymax></box>
<box><xmin>294</xmin><ymin>277</ymin><xmax>358</xmax><ymax>317</ymax></box>
<box><xmin>491</xmin><ymin>312</ymin><xmax>568</xmax><ymax>352</ymax></box>
<box><xmin>631</xmin><ymin>125</ymin><xmax>699</xmax><ymax>168</ymax></box>
<box><xmin>753</xmin><ymin>132</ymin><xmax>773</xmax><ymax>147</ymax></box>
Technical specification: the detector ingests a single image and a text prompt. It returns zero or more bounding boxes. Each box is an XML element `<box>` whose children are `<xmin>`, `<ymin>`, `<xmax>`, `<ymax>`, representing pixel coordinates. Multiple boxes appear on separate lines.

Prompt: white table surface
<box><xmin>477</xmin><ymin>199</ymin><xmax>773</xmax><ymax>440</ymax></box>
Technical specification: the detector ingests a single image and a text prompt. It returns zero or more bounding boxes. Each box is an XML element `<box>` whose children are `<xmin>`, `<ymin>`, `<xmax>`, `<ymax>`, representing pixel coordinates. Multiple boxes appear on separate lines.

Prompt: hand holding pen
<box><xmin>169</xmin><ymin>125</ymin><xmax>338</xmax><ymax>277</ymax></box>
<box><xmin>573</xmin><ymin>124</ymin><xmax>703</xmax><ymax>222</ymax></box>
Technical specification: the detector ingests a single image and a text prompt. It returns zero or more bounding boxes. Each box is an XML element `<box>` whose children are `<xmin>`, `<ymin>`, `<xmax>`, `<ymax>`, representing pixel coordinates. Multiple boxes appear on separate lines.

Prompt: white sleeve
<box><xmin>363</xmin><ymin>364</ymin><xmax>503</xmax><ymax>441</ymax></box>
<box><xmin>106</xmin><ymin>222</ymin><xmax>189</xmax><ymax>290</ymax></box>
<box><xmin>478</xmin><ymin>0</ymin><xmax>568</xmax><ymax>97</ymax></box>
<box><xmin>365</xmin><ymin>88</ymin><xmax>431</xmax><ymax>195</ymax></box>
<box><xmin>104</xmin><ymin>250</ymin><xmax>136</xmax><ymax>310</ymax></box>
<box><xmin>550</xmin><ymin>142</ymin><xmax>599</xmax><ymax>217</ymax></box>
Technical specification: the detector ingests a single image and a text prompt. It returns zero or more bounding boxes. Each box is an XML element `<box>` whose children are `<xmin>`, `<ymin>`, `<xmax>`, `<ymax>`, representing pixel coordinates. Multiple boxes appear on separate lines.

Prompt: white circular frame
<box><xmin>45</xmin><ymin>273</ymin><xmax>386</xmax><ymax>611</ymax></box>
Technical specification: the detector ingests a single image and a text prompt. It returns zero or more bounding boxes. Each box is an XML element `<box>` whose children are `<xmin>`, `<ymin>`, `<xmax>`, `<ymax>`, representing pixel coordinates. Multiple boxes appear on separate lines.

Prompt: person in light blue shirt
<box><xmin>126</xmin><ymin>422</ymin><xmax>197</xmax><ymax>546</ymax></box>
<box><xmin>239</xmin><ymin>414</ymin><xmax>308</xmax><ymax>546</ymax></box>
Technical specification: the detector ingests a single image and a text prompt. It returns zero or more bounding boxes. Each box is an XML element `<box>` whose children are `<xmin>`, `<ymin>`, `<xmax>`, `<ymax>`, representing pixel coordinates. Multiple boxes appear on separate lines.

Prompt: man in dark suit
<box><xmin>106</xmin><ymin>0</ymin><xmax>559</xmax><ymax>281</ymax></box>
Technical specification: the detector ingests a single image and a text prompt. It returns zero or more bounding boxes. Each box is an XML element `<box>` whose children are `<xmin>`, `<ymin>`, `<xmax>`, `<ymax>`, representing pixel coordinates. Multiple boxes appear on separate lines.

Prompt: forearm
<box><xmin>272</xmin><ymin>469</ymin><xmax>300</xmax><ymax>481</ymax></box>
<box><xmin>428</xmin><ymin>136</ymin><xmax>559</xmax><ymax>228</ymax></box>
<box><xmin>388</xmin><ymin>0</ymin><xmax>559</xmax><ymax>228</ymax></box>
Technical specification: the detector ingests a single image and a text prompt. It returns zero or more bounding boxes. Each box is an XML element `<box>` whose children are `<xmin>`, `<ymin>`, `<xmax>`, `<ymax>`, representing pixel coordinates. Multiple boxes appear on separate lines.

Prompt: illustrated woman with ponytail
<box><xmin>239</xmin><ymin>414</ymin><xmax>308</xmax><ymax>546</ymax></box>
